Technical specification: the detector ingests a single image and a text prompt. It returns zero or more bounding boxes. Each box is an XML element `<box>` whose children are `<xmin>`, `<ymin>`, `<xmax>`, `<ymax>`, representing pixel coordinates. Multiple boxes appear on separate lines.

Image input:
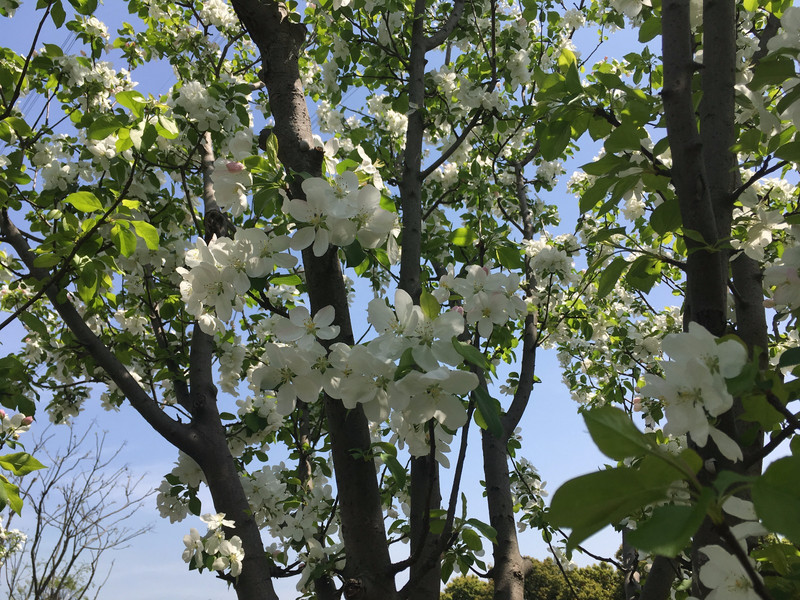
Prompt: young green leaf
<box><xmin>473</xmin><ymin>385</ymin><xmax>503</xmax><ymax>438</ymax></box>
<box><xmin>0</xmin><ymin>452</ymin><xmax>46</xmax><ymax>476</ymax></box>
<box><xmin>131</xmin><ymin>220</ymin><xmax>160</xmax><ymax>250</ymax></box>
<box><xmin>583</xmin><ymin>405</ymin><xmax>656</xmax><ymax>460</ymax></box>
<box><xmin>752</xmin><ymin>455</ymin><xmax>800</xmax><ymax>545</ymax></box>
<box><xmin>627</xmin><ymin>491</ymin><xmax>712</xmax><ymax>557</ymax></box>
<box><xmin>64</xmin><ymin>191</ymin><xmax>104</xmax><ymax>213</ymax></box>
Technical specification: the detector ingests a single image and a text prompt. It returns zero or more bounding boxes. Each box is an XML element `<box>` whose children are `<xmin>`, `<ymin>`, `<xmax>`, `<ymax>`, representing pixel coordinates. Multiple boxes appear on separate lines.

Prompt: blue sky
<box><xmin>0</xmin><ymin>3</ymin><xmax>647</xmax><ymax>598</ymax></box>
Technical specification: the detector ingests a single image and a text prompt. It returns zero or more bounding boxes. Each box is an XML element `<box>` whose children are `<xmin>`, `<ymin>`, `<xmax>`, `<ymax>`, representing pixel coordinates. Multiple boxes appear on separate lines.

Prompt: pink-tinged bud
<box><xmin>763</xmin><ymin>299</ymin><xmax>776</xmax><ymax>309</ymax></box>
<box><xmin>632</xmin><ymin>397</ymin><xmax>642</xmax><ymax>412</ymax></box>
<box><xmin>226</xmin><ymin>161</ymin><xmax>245</xmax><ymax>173</ymax></box>
<box><xmin>0</xmin><ymin>410</ymin><xmax>6</xmax><ymax>419</ymax></box>
<box><xmin>21</xmin><ymin>416</ymin><xmax>33</xmax><ymax>426</ymax></box>
<box><xmin>482</xmin><ymin>266</ymin><xmax>490</xmax><ymax>275</ymax></box>
<box><xmin>453</xmin><ymin>306</ymin><xmax>464</xmax><ymax>316</ymax></box>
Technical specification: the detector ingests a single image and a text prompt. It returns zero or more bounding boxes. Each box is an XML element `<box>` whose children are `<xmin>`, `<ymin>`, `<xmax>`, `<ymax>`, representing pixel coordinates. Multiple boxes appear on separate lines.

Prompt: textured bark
<box><xmin>397</xmin><ymin>0</ymin><xmax>428</xmax><ymax>305</ymax></box>
<box><xmin>483</xmin><ymin>430</ymin><xmax>529</xmax><ymax>600</ymax></box>
<box><xmin>399</xmin><ymin>5</ymin><xmax>441</xmax><ymax>599</ymax></box>
<box><xmin>620</xmin><ymin>529</ymin><xmax>642</xmax><ymax>600</ymax></box>
<box><xmin>407</xmin><ymin>454</ymin><xmax>443</xmax><ymax>600</ymax></box>
<box><xmin>662</xmin><ymin>1</ymin><xmax>769</xmax><ymax>597</ymax></box>
<box><xmin>638</xmin><ymin>556</ymin><xmax>680</xmax><ymax>600</ymax></box>
<box><xmin>193</xmin><ymin>413</ymin><xmax>281</xmax><ymax>600</ymax></box>
<box><xmin>661</xmin><ymin>0</ymin><xmax>726</xmax><ymax>336</ymax></box>
<box><xmin>229</xmin><ymin>2</ymin><xmax>396</xmax><ymax>597</ymax></box>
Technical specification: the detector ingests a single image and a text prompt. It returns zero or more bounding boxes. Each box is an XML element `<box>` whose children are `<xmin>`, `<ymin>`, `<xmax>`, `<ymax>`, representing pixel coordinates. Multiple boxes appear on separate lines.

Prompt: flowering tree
<box><xmin>0</xmin><ymin>0</ymin><xmax>798</xmax><ymax>600</ymax></box>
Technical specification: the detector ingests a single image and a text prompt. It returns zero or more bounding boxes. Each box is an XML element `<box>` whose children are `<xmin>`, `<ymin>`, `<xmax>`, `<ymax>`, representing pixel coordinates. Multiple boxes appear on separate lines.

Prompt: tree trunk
<box><xmin>483</xmin><ymin>429</ymin><xmax>529</xmax><ymax>600</ymax></box>
<box><xmin>661</xmin><ymin>0</ymin><xmax>768</xmax><ymax>596</ymax></box>
<box><xmin>229</xmin><ymin>2</ymin><xmax>397</xmax><ymax>597</ymax></box>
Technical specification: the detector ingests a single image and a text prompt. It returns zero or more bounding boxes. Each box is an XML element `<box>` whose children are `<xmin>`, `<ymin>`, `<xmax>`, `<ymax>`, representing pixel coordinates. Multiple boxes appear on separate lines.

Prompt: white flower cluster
<box><xmin>155</xmin><ymin>453</ymin><xmax>206</xmax><ymax>523</ymax></box>
<box><xmin>31</xmin><ymin>135</ymin><xmax>82</xmax><ymax>191</ymax></box>
<box><xmin>244</xmin><ymin>287</ymin><xmax>483</xmax><ymax>447</ymax></box>
<box><xmin>182</xmin><ymin>513</ymin><xmax>245</xmax><ymax>577</ymax></box>
<box><xmin>80</xmin><ymin>15</ymin><xmax>110</xmax><ymax>40</ymax></box>
<box><xmin>535</xmin><ymin>160</ymin><xmax>564</xmax><ymax>188</ymax></box>
<box><xmin>53</xmin><ymin>56</ymin><xmax>134</xmax><ymax>110</ymax></box>
<box><xmin>522</xmin><ymin>237</ymin><xmax>573</xmax><ymax>279</ymax></box>
<box><xmin>766</xmin><ymin>6</ymin><xmax>800</xmax><ymax>54</ymax></box>
<box><xmin>198</xmin><ymin>0</ymin><xmax>239</xmax><ymax>31</ymax></box>
<box><xmin>365</xmin><ymin>94</ymin><xmax>408</xmax><ymax>141</ymax></box>
<box><xmin>283</xmin><ymin>171</ymin><xmax>397</xmax><ymax>257</ymax></box>
<box><xmin>0</xmin><ymin>410</ymin><xmax>33</xmax><ymax>438</ymax></box>
<box><xmin>642</xmin><ymin>323</ymin><xmax>748</xmax><ymax>462</ymax></box>
<box><xmin>212</xmin><ymin>160</ymin><xmax>252</xmax><ymax>217</ymax></box>
<box><xmin>0</xmin><ymin>523</ymin><xmax>26</xmax><ymax>568</ymax></box>
<box><xmin>172</xmin><ymin>81</ymin><xmax>225</xmax><ymax>131</ymax></box>
<box><xmin>435</xmin><ymin>265</ymin><xmax>527</xmax><ymax>339</ymax></box>
<box><xmin>177</xmin><ymin>230</ymin><xmax>297</xmax><ymax>334</ymax></box>
<box><xmin>764</xmin><ymin>227</ymin><xmax>800</xmax><ymax>315</ymax></box>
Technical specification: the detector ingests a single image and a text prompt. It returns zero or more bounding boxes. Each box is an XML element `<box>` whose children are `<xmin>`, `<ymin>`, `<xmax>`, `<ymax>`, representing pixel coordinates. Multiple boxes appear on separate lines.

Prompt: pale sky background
<box><xmin>0</xmin><ymin>3</ymin><xmax>647</xmax><ymax>598</ymax></box>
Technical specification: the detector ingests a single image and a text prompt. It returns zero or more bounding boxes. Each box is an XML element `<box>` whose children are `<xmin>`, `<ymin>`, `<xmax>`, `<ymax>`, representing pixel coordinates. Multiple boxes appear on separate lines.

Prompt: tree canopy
<box><xmin>442</xmin><ymin>558</ymin><xmax>625</xmax><ymax>600</ymax></box>
<box><xmin>0</xmin><ymin>0</ymin><xmax>799</xmax><ymax>599</ymax></box>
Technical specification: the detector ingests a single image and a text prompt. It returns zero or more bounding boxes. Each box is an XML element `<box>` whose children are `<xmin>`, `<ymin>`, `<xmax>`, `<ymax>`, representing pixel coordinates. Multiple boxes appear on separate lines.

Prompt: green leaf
<box><xmin>68</xmin><ymin>0</ymin><xmax>98</xmax><ymax>14</ymax></box>
<box><xmin>627</xmin><ymin>492</ymin><xmax>712</xmax><ymax>556</ymax></box>
<box><xmin>394</xmin><ymin>347</ymin><xmax>420</xmax><ymax>381</ymax></box>
<box><xmin>565</xmin><ymin>61</ymin><xmax>582</xmax><ymax>96</ymax></box>
<box><xmin>0</xmin><ymin>452</ymin><xmax>46</xmax><ymax>476</ymax></box>
<box><xmin>64</xmin><ymin>191</ymin><xmax>103</xmax><ymax>213</ymax></box>
<box><xmin>461</xmin><ymin>528</ymin><xmax>484</xmax><ymax>551</ymax></box>
<box><xmin>583</xmin><ymin>405</ymin><xmax>656</xmax><ymax>460</ymax></box>
<box><xmin>4</xmin><ymin>116</ymin><xmax>32</xmax><ymax>138</ymax></box>
<box><xmin>596</xmin><ymin>256</ymin><xmax>629</xmax><ymax>298</ymax></box>
<box><xmin>638</xmin><ymin>15</ymin><xmax>661</xmax><ymax>42</ymax></box>
<box><xmin>605</xmin><ymin>121</ymin><xmax>645</xmax><ymax>153</ymax></box>
<box><xmin>740</xmin><ymin>394</ymin><xmax>784</xmax><ymax>429</ymax></box>
<box><xmin>156</xmin><ymin>115</ymin><xmax>180</xmax><ymax>139</ymax></box>
<box><xmin>19</xmin><ymin>312</ymin><xmax>48</xmax><ymax>336</ymax></box>
<box><xmin>473</xmin><ymin>386</ymin><xmax>503</xmax><ymax>438</ymax></box>
<box><xmin>540</xmin><ymin>119</ymin><xmax>572</xmax><ymax>161</ymax></box>
<box><xmin>449</xmin><ymin>227</ymin><xmax>477</xmax><ymax>247</ymax></box>
<box><xmin>264</xmin><ymin>133</ymin><xmax>279</xmax><ymax>169</ymax></box>
<box><xmin>549</xmin><ymin>466</ymin><xmax>675</xmax><ymax>548</ymax></box>
<box><xmin>752</xmin><ymin>455</ymin><xmax>800</xmax><ymax>545</ymax></box>
<box><xmin>270</xmin><ymin>274</ymin><xmax>302</xmax><ymax>286</ymax></box>
<box><xmin>451</xmin><ymin>337</ymin><xmax>493</xmax><ymax>374</ymax></box>
<box><xmin>625</xmin><ymin>255</ymin><xmax>661</xmax><ymax>293</ymax></box>
<box><xmin>742</xmin><ymin>0</ymin><xmax>758</xmax><ymax>9</ymax></box>
<box><xmin>578</xmin><ymin>177</ymin><xmax>615</xmax><ymax>213</ymax></box>
<box><xmin>778</xmin><ymin>347</ymin><xmax>800</xmax><ymax>368</ymax></box>
<box><xmin>112</xmin><ymin>224</ymin><xmax>138</xmax><ymax>257</ymax></box>
<box><xmin>380</xmin><ymin>453</ymin><xmax>407</xmax><ymax>488</ymax></box>
<box><xmin>50</xmin><ymin>0</ymin><xmax>66</xmax><ymax>27</ymax></box>
<box><xmin>116</xmin><ymin>91</ymin><xmax>146</xmax><ymax>118</ymax></box>
<box><xmin>420</xmin><ymin>290</ymin><xmax>439</xmax><ymax>320</ymax></box>
<box><xmin>775</xmin><ymin>141</ymin><xmax>800</xmax><ymax>163</ymax></box>
<box><xmin>749</xmin><ymin>55</ymin><xmax>796</xmax><ymax>90</ymax></box>
<box><xmin>188</xmin><ymin>495</ymin><xmax>202</xmax><ymax>516</ymax></box>
<box><xmin>33</xmin><ymin>254</ymin><xmax>62</xmax><ymax>268</ymax></box>
<box><xmin>87</xmin><ymin>115</ymin><xmax>125</xmax><ymax>140</ymax></box>
<box><xmin>131</xmin><ymin>220</ymin><xmax>159</xmax><ymax>250</ymax></box>
<box><xmin>650</xmin><ymin>199</ymin><xmax>682</xmax><ymax>235</ymax></box>
<box><xmin>496</xmin><ymin>245</ymin><xmax>523</xmax><ymax>269</ymax></box>
<box><xmin>467</xmin><ymin>518</ymin><xmax>498</xmax><ymax>542</ymax></box>
<box><xmin>0</xmin><ymin>476</ymin><xmax>23</xmax><ymax>514</ymax></box>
